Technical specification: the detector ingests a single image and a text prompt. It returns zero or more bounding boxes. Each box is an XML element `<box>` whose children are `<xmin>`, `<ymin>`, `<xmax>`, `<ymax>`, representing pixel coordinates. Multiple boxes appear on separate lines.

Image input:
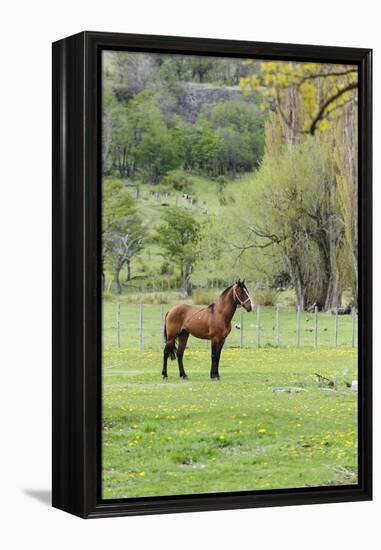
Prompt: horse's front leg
<box><xmin>210</xmin><ymin>339</ymin><xmax>225</xmax><ymax>380</ymax></box>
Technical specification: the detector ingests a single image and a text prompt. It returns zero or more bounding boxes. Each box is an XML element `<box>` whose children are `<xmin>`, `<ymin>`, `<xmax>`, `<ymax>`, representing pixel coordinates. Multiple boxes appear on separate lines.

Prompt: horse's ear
<box><xmin>236</xmin><ymin>279</ymin><xmax>240</xmax><ymax>285</ymax></box>
<box><xmin>242</xmin><ymin>279</ymin><xmax>245</xmax><ymax>285</ymax></box>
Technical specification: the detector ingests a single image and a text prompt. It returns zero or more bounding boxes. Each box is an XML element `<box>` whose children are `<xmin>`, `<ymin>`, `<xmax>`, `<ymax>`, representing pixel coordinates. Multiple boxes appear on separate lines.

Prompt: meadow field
<box><xmin>102</xmin><ymin>304</ymin><xmax>358</xmax><ymax>499</ymax></box>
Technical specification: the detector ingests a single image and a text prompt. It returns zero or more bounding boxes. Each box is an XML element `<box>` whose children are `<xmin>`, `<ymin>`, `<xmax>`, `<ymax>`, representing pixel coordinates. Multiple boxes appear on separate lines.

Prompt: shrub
<box><xmin>161</xmin><ymin>169</ymin><xmax>193</xmax><ymax>192</ymax></box>
<box><xmin>254</xmin><ymin>289</ymin><xmax>279</xmax><ymax>306</ymax></box>
<box><xmin>192</xmin><ymin>289</ymin><xmax>218</xmax><ymax>305</ymax></box>
<box><xmin>160</xmin><ymin>261</ymin><xmax>174</xmax><ymax>275</ymax></box>
<box><xmin>277</xmin><ymin>289</ymin><xmax>296</xmax><ymax>307</ymax></box>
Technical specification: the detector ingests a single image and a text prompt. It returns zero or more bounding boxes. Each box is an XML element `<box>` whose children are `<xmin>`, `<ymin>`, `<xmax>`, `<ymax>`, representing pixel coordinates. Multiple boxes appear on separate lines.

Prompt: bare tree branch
<box><xmin>309</xmin><ymin>82</ymin><xmax>357</xmax><ymax>135</ymax></box>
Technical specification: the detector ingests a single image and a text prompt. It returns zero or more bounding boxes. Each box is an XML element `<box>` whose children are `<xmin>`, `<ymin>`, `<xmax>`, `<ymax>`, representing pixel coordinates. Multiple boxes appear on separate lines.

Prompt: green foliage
<box><xmin>103</xmin><ymin>179</ymin><xmax>136</xmax><ymax>231</ymax></box>
<box><xmin>103</xmin><ymin>51</ymin><xmax>266</xmax><ymax>182</ymax></box>
<box><xmin>157</xmin><ymin>207</ymin><xmax>200</xmax><ymax>263</ymax></box>
<box><xmin>102</xmin><ymin>178</ymin><xmax>145</xmax><ymax>292</ymax></box>
<box><xmin>160</xmin><ymin>261</ymin><xmax>174</xmax><ymax>275</ymax></box>
<box><xmin>157</xmin><ymin>207</ymin><xmax>201</xmax><ymax>294</ymax></box>
<box><xmin>160</xmin><ymin>169</ymin><xmax>193</xmax><ymax>192</ymax></box>
<box><xmin>190</xmin><ymin>101</ymin><xmax>265</xmax><ymax>176</ymax></box>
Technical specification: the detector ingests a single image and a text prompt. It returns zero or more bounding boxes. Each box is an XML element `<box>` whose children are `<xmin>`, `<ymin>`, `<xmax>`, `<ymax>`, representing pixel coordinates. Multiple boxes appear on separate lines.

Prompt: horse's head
<box><xmin>233</xmin><ymin>279</ymin><xmax>254</xmax><ymax>312</ymax></box>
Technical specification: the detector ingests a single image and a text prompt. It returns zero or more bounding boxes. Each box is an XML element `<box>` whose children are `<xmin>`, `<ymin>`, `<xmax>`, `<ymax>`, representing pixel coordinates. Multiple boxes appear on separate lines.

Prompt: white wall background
<box><xmin>0</xmin><ymin>1</ymin><xmax>378</xmax><ymax>547</ymax></box>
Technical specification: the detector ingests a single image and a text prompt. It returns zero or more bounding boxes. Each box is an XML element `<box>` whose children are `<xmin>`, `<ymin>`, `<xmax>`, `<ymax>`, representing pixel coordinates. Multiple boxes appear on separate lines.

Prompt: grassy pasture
<box><xmin>102</xmin><ymin>336</ymin><xmax>358</xmax><ymax>498</ymax></box>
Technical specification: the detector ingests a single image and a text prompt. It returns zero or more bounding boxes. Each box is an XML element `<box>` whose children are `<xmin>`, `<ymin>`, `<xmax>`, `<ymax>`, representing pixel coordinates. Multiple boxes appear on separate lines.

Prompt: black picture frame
<box><xmin>52</xmin><ymin>31</ymin><xmax>372</xmax><ymax>519</ymax></box>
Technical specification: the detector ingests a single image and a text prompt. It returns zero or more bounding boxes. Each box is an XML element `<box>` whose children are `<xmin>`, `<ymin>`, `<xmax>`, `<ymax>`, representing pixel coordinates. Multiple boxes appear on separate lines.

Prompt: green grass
<box><xmin>102</xmin><ymin>346</ymin><xmax>358</xmax><ymax>499</ymax></box>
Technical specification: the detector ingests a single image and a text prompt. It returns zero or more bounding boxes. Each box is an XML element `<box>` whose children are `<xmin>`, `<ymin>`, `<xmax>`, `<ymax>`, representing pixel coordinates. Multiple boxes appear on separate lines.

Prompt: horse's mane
<box><xmin>207</xmin><ymin>285</ymin><xmax>234</xmax><ymax>311</ymax></box>
<box><xmin>219</xmin><ymin>284</ymin><xmax>234</xmax><ymax>297</ymax></box>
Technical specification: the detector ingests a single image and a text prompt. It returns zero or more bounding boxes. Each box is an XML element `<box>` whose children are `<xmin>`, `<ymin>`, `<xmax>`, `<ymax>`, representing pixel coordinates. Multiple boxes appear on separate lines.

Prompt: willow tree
<box><xmin>226</xmin><ymin>138</ymin><xmax>345</xmax><ymax>310</ymax></box>
<box><xmin>241</xmin><ymin>60</ymin><xmax>358</xmax><ymax>139</ymax></box>
<box><xmin>238</xmin><ymin>60</ymin><xmax>358</xmax><ymax>308</ymax></box>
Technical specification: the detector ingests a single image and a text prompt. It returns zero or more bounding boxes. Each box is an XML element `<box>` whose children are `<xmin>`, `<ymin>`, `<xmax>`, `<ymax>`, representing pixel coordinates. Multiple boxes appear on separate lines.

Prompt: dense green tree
<box><xmin>191</xmin><ymin>100</ymin><xmax>265</xmax><ymax>176</ymax></box>
<box><xmin>106</xmin><ymin>91</ymin><xmax>183</xmax><ymax>182</ymax></box>
<box><xmin>157</xmin><ymin>207</ymin><xmax>200</xmax><ymax>295</ymax></box>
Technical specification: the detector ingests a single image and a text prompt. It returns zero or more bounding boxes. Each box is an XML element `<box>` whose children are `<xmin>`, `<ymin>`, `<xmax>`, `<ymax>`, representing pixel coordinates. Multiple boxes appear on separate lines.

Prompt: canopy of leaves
<box><xmin>157</xmin><ymin>207</ymin><xmax>200</xmax><ymax>263</ymax></box>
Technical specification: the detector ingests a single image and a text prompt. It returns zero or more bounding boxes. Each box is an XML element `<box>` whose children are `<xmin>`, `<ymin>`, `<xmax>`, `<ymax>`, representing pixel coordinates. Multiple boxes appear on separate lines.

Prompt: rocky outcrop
<box><xmin>176</xmin><ymin>83</ymin><xmax>243</xmax><ymax>122</ymax></box>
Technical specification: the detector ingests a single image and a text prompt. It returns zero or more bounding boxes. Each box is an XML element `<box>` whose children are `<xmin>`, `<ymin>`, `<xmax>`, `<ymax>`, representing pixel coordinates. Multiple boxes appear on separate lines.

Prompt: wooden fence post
<box><xmin>314</xmin><ymin>305</ymin><xmax>318</xmax><ymax>348</ymax></box>
<box><xmin>139</xmin><ymin>303</ymin><xmax>143</xmax><ymax>352</ymax></box>
<box><xmin>275</xmin><ymin>304</ymin><xmax>280</xmax><ymax>346</ymax></box>
<box><xmin>257</xmin><ymin>304</ymin><xmax>261</xmax><ymax>347</ymax></box>
<box><xmin>296</xmin><ymin>305</ymin><xmax>301</xmax><ymax>347</ymax></box>
<box><xmin>240</xmin><ymin>307</ymin><xmax>243</xmax><ymax>348</ymax></box>
<box><xmin>116</xmin><ymin>302</ymin><xmax>120</xmax><ymax>347</ymax></box>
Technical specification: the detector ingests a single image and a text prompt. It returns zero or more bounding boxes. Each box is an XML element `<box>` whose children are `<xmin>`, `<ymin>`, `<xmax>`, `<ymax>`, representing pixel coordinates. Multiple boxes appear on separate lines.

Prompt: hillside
<box><xmin>103</xmin><ymin>172</ymin><xmax>255</xmax><ymax>293</ymax></box>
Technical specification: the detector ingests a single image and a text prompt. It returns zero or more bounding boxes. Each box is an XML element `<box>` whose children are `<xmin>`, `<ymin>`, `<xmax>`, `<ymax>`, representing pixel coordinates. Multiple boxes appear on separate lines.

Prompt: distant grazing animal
<box><xmin>183</xmin><ymin>193</ymin><xmax>192</xmax><ymax>200</ymax></box>
<box><xmin>162</xmin><ymin>280</ymin><xmax>253</xmax><ymax>381</ymax></box>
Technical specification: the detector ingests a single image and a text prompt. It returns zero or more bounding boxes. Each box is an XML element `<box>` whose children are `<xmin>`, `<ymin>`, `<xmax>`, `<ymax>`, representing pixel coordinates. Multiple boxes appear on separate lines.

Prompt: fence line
<box><xmin>107</xmin><ymin>303</ymin><xmax>358</xmax><ymax>350</ymax></box>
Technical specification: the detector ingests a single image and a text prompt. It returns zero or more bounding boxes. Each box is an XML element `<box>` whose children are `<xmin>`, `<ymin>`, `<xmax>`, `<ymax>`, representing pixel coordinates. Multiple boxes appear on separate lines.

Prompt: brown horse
<box><xmin>162</xmin><ymin>280</ymin><xmax>253</xmax><ymax>380</ymax></box>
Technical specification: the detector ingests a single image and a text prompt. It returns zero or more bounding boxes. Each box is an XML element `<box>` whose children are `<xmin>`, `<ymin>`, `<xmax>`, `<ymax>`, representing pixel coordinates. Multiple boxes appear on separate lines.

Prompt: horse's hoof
<box><xmin>162</xmin><ymin>374</ymin><xmax>168</xmax><ymax>380</ymax></box>
<box><xmin>211</xmin><ymin>376</ymin><xmax>220</xmax><ymax>381</ymax></box>
<box><xmin>180</xmin><ymin>374</ymin><xmax>188</xmax><ymax>379</ymax></box>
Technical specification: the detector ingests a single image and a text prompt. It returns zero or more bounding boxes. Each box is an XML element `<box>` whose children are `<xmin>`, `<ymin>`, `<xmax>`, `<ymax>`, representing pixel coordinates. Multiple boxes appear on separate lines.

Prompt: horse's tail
<box><xmin>170</xmin><ymin>338</ymin><xmax>177</xmax><ymax>361</ymax></box>
<box><xmin>164</xmin><ymin>312</ymin><xmax>177</xmax><ymax>360</ymax></box>
<box><xmin>164</xmin><ymin>312</ymin><xmax>168</xmax><ymax>343</ymax></box>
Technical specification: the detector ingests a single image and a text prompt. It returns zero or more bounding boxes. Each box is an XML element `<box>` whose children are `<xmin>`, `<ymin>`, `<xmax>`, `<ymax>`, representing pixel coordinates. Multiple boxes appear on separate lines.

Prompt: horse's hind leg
<box><xmin>162</xmin><ymin>338</ymin><xmax>175</xmax><ymax>379</ymax></box>
<box><xmin>177</xmin><ymin>331</ymin><xmax>189</xmax><ymax>379</ymax></box>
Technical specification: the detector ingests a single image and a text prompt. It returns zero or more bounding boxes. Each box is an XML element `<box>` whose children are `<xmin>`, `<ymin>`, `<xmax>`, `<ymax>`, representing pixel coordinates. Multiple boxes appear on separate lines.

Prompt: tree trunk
<box><xmin>284</xmin><ymin>252</ymin><xmax>305</xmax><ymax>309</ymax></box>
<box><xmin>125</xmin><ymin>258</ymin><xmax>131</xmax><ymax>281</ymax></box>
<box><xmin>113</xmin><ymin>260</ymin><xmax>124</xmax><ymax>295</ymax></box>
<box><xmin>182</xmin><ymin>262</ymin><xmax>193</xmax><ymax>296</ymax></box>
<box><xmin>323</xmin><ymin>237</ymin><xmax>341</xmax><ymax>310</ymax></box>
<box><xmin>293</xmin><ymin>266</ymin><xmax>305</xmax><ymax>310</ymax></box>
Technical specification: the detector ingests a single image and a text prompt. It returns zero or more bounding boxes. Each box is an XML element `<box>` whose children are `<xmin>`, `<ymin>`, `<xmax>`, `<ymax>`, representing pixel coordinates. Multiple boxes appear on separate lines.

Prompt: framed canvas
<box><xmin>52</xmin><ymin>31</ymin><xmax>372</xmax><ymax>518</ymax></box>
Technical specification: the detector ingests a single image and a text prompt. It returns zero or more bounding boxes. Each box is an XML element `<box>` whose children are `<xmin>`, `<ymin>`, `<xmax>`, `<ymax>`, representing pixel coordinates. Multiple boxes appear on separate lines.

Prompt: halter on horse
<box><xmin>162</xmin><ymin>280</ymin><xmax>253</xmax><ymax>380</ymax></box>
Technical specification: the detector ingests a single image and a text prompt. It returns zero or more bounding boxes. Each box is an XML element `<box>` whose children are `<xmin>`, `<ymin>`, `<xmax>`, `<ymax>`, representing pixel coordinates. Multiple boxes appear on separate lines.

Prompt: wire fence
<box><xmin>103</xmin><ymin>303</ymin><xmax>358</xmax><ymax>350</ymax></box>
